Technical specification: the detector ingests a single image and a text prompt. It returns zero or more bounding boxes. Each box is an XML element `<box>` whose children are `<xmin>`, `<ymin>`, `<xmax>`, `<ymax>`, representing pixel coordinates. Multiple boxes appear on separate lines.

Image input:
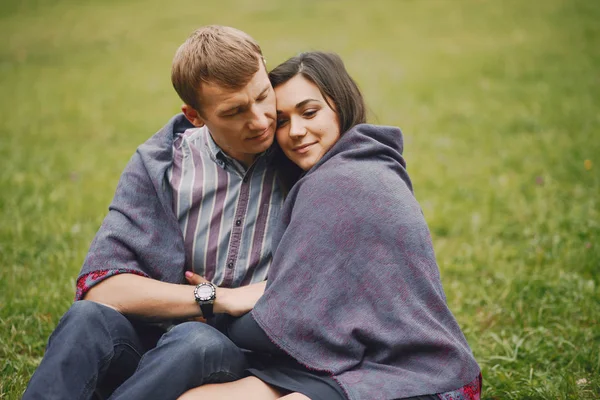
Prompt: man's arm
<box><xmin>84</xmin><ymin>272</ymin><xmax>266</xmax><ymax>319</ymax></box>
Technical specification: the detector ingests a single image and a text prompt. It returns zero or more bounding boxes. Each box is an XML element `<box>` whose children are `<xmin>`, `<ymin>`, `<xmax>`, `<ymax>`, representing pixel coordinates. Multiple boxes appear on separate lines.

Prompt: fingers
<box><xmin>185</xmin><ymin>271</ymin><xmax>209</xmax><ymax>285</ymax></box>
<box><xmin>188</xmin><ymin>316</ymin><xmax>208</xmax><ymax>323</ymax></box>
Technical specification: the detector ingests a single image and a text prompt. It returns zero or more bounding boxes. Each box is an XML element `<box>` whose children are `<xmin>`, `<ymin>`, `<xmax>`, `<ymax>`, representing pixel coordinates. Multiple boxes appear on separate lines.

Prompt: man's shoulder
<box><xmin>139</xmin><ymin>113</ymin><xmax>194</xmax><ymax>154</ymax></box>
<box><xmin>117</xmin><ymin>114</ymin><xmax>194</xmax><ymax>185</ymax></box>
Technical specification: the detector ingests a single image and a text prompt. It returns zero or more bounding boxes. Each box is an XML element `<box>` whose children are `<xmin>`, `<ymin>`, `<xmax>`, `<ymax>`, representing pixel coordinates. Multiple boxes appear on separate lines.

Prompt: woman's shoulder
<box><xmin>290</xmin><ymin>123</ymin><xmax>412</xmax><ymax>200</ymax></box>
<box><xmin>345</xmin><ymin>123</ymin><xmax>404</xmax><ymax>148</ymax></box>
<box><xmin>315</xmin><ymin>124</ymin><xmax>407</xmax><ymax>173</ymax></box>
<box><xmin>322</xmin><ymin>124</ymin><xmax>405</xmax><ymax>165</ymax></box>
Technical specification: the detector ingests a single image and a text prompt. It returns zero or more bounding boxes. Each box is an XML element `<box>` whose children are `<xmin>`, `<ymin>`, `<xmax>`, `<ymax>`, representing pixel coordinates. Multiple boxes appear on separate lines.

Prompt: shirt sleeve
<box><xmin>75</xmin><ymin>269</ymin><xmax>149</xmax><ymax>301</ymax></box>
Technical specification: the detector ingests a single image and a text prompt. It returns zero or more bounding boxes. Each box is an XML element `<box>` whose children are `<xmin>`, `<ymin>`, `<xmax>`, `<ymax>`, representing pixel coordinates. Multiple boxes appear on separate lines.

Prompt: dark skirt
<box><xmin>225</xmin><ymin>313</ymin><xmax>459</xmax><ymax>400</ymax></box>
<box><xmin>226</xmin><ymin>313</ymin><xmax>347</xmax><ymax>400</ymax></box>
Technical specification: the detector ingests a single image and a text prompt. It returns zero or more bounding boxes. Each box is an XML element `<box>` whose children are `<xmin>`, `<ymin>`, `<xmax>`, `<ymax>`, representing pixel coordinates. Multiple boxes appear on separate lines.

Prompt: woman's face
<box><xmin>274</xmin><ymin>75</ymin><xmax>340</xmax><ymax>171</ymax></box>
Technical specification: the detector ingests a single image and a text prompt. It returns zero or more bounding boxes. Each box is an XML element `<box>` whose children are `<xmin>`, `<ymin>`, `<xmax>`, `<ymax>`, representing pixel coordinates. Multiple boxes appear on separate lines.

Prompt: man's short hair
<box><xmin>171</xmin><ymin>25</ymin><xmax>263</xmax><ymax>112</ymax></box>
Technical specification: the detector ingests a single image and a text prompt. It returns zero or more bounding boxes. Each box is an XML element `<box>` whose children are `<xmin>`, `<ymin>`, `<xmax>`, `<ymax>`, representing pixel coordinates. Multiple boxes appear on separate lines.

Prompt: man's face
<box><xmin>185</xmin><ymin>60</ymin><xmax>276</xmax><ymax>167</ymax></box>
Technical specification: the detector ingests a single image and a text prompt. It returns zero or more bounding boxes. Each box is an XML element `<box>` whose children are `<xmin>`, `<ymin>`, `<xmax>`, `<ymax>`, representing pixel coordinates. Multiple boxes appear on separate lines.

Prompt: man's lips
<box><xmin>292</xmin><ymin>142</ymin><xmax>317</xmax><ymax>154</ymax></box>
<box><xmin>247</xmin><ymin>127</ymin><xmax>272</xmax><ymax>141</ymax></box>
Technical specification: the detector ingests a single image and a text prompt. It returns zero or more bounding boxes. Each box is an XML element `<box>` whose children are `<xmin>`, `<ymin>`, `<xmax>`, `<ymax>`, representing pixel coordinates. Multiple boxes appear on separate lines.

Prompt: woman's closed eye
<box><xmin>302</xmin><ymin>109</ymin><xmax>318</xmax><ymax>118</ymax></box>
<box><xmin>276</xmin><ymin>117</ymin><xmax>289</xmax><ymax>128</ymax></box>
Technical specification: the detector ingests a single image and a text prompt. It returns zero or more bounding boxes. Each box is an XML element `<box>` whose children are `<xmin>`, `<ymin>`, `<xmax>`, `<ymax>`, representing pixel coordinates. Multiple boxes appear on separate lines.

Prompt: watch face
<box><xmin>196</xmin><ymin>284</ymin><xmax>215</xmax><ymax>301</ymax></box>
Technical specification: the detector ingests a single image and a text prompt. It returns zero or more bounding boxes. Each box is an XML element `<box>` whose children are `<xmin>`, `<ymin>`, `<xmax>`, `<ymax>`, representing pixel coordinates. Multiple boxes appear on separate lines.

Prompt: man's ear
<box><xmin>181</xmin><ymin>105</ymin><xmax>205</xmax><ymax>127</ymax></box>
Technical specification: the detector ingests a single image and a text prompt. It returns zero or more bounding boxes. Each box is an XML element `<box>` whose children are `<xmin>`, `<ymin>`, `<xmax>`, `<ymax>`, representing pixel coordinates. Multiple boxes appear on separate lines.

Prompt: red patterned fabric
<box><xmin>438</xmin><ymin>374</ymin><xmax>482</xmax><ymax>400</ymax></box>
<box><xmin>75</xmin><ymin>269</ymin><xmax>149</xmax><ymax>300</ymax></box>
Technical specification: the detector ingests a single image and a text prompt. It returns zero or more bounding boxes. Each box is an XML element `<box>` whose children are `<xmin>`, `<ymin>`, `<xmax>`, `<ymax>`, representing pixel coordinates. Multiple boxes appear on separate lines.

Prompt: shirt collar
<box><xmin>204</xmin><ymin>127</ymin><xmax>225</xmax><ymax>161</ymax></box>
<box><xmin>204</xmin><ymin>128</ymin><xmax>278</xmax><ymax>170</ymax></box>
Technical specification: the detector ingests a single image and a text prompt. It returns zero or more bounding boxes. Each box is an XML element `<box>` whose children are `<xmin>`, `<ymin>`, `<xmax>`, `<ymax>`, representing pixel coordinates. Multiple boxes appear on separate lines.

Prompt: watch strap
<box><xmin>200</xmin><ymin>303</ymin><xmax>214</xmax><ymax>319</ymax></box>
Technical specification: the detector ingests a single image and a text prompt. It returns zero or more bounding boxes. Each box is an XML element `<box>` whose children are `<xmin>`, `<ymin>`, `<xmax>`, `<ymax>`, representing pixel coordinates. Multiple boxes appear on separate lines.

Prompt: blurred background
<box><xmin>1</xmin><ymin>0</ymin><xmax>598</xmax><ymax>398</ymax></box>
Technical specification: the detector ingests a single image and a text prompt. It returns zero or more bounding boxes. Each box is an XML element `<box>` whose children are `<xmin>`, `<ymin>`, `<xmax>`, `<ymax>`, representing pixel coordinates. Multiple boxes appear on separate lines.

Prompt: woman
<box><xmin>180</xmin><ymin>52</ymin><xmax>481</xmax><ymax>400</ymax></box>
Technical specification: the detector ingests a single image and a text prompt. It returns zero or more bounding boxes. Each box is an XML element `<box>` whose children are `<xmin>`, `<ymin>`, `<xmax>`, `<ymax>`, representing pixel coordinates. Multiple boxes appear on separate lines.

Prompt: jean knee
<box><xmin>62</xmin><ymin>300</ymin><xmax>109</xmax><ymax>323</ymax></box>
<box><xmin>162</xmin><ymin>322</ymin><xmax>231</xmax><ymax>348</ymax></box>
<box><xmin>57</xmin><ymin>300</ymin><xmax>128</xmax><ymax>338</ymax></box>
<box><xmin>46</xmin><ymin>301</ymin><xmax>129</xmax><ymax>356</ymax></box>
<box><xmin>161</xmin><ymin>322</ymin><xmax>243</xmax><ymax>360</ymax></box>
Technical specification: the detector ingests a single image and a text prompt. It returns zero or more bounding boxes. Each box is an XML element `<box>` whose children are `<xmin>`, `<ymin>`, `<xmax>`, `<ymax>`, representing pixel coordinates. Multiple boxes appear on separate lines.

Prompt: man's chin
<box><xmin>256</xmin><ymin>135</ymin><xmax>275</xmax><ymax>152</ymax></box>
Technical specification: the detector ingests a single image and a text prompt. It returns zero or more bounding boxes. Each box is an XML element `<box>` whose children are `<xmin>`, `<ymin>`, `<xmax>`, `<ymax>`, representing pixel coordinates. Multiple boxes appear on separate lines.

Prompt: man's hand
<box><xmin>184</xmin><ymin>271</ymin><xmax>267</xmax><ymax>317</ymax></box>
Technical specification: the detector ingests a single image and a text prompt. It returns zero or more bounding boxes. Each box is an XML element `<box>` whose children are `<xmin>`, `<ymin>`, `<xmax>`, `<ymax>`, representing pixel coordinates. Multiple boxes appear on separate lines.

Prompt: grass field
<box><xmin>1</xmin><ymin>0</ymin><xmax>599</xmax><ymax>398</ymax></box>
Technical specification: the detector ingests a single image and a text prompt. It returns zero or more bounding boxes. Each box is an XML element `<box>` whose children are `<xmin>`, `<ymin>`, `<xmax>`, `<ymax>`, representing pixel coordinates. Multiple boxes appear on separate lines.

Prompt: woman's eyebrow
<box><xmin>294</xmin><ymin>99</ymin><xmax>320</xmax><ymax>109</ymax></box>
<box><xmin>276</xmin><ymin>99</ymin><xmax>321</xmax><ymax>114</ymax></box>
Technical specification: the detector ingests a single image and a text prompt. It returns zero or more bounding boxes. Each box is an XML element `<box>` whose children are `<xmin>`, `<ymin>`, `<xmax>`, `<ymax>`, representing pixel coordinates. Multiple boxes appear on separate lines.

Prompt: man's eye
<box><xmin>223</xmin><ymin>109</ymin><xmax>240</xmax><ymax>117</ymax></box>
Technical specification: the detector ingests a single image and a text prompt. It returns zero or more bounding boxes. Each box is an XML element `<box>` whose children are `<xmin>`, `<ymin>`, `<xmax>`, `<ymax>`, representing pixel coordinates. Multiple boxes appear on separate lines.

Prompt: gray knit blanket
<box><xmin>251</xmin><ymin>124</ymin><xmax>480</xmax><ymax>400</ymax></box>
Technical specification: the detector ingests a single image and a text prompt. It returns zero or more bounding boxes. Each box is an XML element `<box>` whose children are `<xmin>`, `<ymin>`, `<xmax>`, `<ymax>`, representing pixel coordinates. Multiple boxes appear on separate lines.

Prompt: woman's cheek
<box><xmin>275</xmin><ymin>128</ymin><xmax>286</xmax><ymax>146</ymax></box>
<box><xmin>275</xmin><ymin>129</ymin><xmax>293</xmax><ymax>157</ymax></box>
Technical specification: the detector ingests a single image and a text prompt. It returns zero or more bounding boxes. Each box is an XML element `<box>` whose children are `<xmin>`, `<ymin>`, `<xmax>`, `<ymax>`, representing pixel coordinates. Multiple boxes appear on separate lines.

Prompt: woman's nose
<box><xmin>289</xmin><ymin>118</ymin><xmax>306</xmax><ymax>138</ymax></box>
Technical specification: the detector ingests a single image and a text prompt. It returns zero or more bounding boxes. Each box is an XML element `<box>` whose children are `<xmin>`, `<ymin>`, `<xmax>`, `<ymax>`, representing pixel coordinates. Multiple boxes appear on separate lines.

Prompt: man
<box><xmin>23</xmin><ymin>25</ymin><xmax>286</xmax><ymax>399</ymax></box>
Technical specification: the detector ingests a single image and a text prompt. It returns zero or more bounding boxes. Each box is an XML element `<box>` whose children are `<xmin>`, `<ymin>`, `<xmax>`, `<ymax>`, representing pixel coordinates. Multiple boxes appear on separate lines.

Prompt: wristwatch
<box><xmin>193</xmin><ymin>282</ymin><xmax>216</xmax><ymax>318</ymax></box>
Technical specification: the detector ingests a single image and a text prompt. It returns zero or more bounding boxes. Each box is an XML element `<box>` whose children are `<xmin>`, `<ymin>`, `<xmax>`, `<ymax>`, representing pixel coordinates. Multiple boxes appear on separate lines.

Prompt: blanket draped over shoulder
<box><xmin>251</xmin><ymin>124</ymin><xmax>480</xmax><ymax>400</ymax></box>
<box><xmin>76</xmin><ymin>115</ymin><xmax>193</xmax><ymax>299</ymax></box>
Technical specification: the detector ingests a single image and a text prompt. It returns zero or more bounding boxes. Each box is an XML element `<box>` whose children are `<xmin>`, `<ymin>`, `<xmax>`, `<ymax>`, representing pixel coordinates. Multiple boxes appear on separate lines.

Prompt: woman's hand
<box><xmin>184</xmin><ymin>271</ymin><xmax>210</xmax><ymax>285</ymax></box>
<box><xmin>184</xmin><ymin>271</ymin><xmax>267</xmax><ymax>317</ymax></box>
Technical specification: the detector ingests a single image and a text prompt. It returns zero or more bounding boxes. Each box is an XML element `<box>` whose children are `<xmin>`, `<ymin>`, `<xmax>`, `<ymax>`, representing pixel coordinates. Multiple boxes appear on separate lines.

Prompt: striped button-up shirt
<box><xmin>167</xmin><ymin>127</ymin><xmax>285</xmax><ymax>288</ymax></box>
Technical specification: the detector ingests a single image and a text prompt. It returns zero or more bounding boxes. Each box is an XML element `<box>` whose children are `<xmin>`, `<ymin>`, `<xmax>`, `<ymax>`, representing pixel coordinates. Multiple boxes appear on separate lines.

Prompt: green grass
<box><xmin>1</xmin><ymin>0</ymin><xmax>599</xmax><ymax>398</ymax></box>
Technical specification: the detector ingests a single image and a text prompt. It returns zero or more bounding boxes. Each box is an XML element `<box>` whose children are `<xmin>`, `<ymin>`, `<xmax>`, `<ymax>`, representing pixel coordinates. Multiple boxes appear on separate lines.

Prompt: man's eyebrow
<box><xmin>220</xmin><ymin>86</ymin><xmax>271</xmax><ymax>115</ymax></box>
<box><xmin>257</xmin><ymin>85</ymin><xmax>270</xmax><ymax>98</ymax></box>
<box><xmin>219</xmin><ymin>103</ymin><xmax>244</xmax><ymax>115</ymax></box>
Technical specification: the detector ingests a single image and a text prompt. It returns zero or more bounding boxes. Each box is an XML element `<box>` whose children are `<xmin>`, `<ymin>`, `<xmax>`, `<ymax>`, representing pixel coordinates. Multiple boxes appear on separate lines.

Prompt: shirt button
<box><xmin>235</xmin><ymin>219</ymin><xmax>241</xmax><ymax>226</ymax></box>
<box><xmin>227</xmin><ymin>262</ymin><xmax>234</xmax><ymax>268</ymax></box>
<box><xmin>243</xmin><ymin>177</ymin><xmax>248</xmax><ymax>183</ymax></box>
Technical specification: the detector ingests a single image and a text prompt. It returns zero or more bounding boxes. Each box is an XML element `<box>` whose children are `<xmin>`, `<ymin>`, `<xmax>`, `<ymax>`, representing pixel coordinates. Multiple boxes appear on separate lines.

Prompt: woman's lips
<box><xmin>292</xmin><ymin>142</ymin><xmax>317</xmax><ymax>154</ymax></box>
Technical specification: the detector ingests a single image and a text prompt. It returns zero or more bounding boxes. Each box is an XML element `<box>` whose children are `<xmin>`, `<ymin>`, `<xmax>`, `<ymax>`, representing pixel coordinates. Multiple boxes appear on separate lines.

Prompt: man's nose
<box><xmin>248</xmin><ymin>105</ymin><xmax>269</xmax><ymax>131</ymax></box>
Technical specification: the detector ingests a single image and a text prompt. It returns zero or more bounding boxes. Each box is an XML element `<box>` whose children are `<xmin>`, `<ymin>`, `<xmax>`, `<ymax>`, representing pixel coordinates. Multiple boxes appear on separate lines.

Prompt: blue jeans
<box><xmin>23</xmin><ymin>301</ymin><xmax>248</xmax><ymax>400</ymax></box>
